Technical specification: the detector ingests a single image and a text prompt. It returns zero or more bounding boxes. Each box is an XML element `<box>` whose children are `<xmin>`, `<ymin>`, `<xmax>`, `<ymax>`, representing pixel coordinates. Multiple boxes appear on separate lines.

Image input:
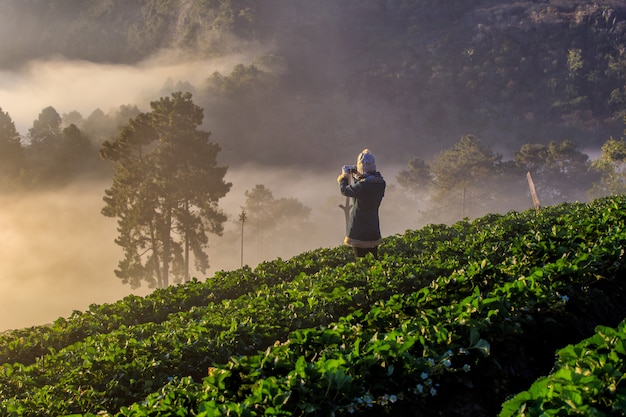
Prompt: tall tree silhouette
<box><xmin>101</xmin><ymin>92</ymin><xmax>231</xmax><ymax>288</ymax></box>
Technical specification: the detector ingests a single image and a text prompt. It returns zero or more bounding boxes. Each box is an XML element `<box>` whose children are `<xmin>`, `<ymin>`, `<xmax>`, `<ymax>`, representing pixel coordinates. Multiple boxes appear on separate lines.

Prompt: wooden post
<box><xmin>527</xmin><ymin>171</ymin><xmax>541</xmax><ymax>212</ymax></box>
<box><xmin>339</xmin><ymin>175</ymin><xmax>353</xmax><ymax>235</ymax></box>
<box><xmin>339</xmin><ymin>196</ymin><xmax>352</xmax><ymax>233</ymax></box>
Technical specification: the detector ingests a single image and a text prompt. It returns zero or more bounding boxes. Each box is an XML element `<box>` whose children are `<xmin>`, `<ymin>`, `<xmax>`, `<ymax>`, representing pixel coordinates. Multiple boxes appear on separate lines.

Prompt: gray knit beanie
<box><xmin>357</xmin><ymin>149</ymin><xmax>376</xmax><ymax>174</ymax></box>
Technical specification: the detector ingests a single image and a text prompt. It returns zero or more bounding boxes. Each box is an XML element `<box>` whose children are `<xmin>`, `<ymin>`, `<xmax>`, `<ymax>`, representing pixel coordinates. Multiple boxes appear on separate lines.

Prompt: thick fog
<box><xmin>0</xmin><ymin>183</ymin><xmax>148</xmax><ymax>330</ymax></box>
<box><xmin>0</xmin><ymin>47</ymin><xmax>267</xmax><ymax>134</ymax></box>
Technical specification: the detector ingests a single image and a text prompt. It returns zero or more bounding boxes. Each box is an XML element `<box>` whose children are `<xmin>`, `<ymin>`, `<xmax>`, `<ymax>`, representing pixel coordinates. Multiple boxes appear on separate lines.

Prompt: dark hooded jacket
<box><xmin>339</xmin><ymin>172</ymin><xmax>386</xmax><ymax>248</ymax></box>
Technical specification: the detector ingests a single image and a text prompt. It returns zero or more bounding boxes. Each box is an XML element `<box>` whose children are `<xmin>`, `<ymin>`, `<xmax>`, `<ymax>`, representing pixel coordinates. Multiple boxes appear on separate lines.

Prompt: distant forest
<box><xmin>1</xmin><ymin>0</ymin><xmax>626</xmax><ymax>170</ymax></box>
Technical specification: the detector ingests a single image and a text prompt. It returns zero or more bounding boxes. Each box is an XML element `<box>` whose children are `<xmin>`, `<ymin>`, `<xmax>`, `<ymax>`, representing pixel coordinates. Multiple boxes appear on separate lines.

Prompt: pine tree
<box><xmin>101</xmin><ymin>92</ymin><xmax>231</xmax><ymax>288</ymax></box>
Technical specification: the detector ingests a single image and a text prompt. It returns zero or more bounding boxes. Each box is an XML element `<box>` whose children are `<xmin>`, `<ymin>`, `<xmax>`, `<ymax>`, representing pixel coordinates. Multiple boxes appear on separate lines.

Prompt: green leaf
<box><xmin>469</xmin><ymin>338</ymin><xmax>491</xmax><ymax>357</ymax></box>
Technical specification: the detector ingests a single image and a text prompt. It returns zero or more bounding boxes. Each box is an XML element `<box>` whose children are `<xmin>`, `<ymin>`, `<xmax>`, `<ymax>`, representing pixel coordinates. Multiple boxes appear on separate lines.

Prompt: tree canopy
<box><xmin>427</xmin><ymin>135</ymin><xmax>502</xmax><ymax>220</ymax></box>
<box><xmin>242</xmin><ymin>184</ymin><xmax>312</xmax><ymax>258</ymax></box>
<box><xmin>591</xmin><ymin>136</ymin><xmax>626</xmax><ymax>197</ymax></box>
<box><xmin>514</xmin><ymin>140</ymin><xmax>595</xmax><ymax>204</ymax></box>
<box><xmin>101</xmin><ymin>92</ymin><xmax>231</xmax><ymax>288</ymax></box>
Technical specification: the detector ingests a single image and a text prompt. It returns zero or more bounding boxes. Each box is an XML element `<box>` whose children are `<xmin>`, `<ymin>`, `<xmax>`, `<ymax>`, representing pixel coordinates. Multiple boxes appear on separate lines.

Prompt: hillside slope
<box><xmin>2</xmin><ymin>195</ymin><xmax>626</xmax><ymax>415</ymax></box>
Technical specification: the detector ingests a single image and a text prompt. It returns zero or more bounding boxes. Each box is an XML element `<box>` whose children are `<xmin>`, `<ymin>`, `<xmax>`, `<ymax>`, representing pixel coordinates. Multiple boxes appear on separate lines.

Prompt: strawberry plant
<box><xmin>500</xmin><ymin>318</ymin><xmax>626</xmax><ymax>416</ymax></box>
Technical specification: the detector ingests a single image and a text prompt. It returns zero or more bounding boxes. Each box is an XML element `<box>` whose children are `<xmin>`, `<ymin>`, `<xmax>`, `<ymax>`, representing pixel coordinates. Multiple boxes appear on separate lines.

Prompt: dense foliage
<box><xmin>501</xmin><ymin>319</ymin><xmax>626</xmax><ymax>416</ymax></box>
<box><xmin>3</xmin><ymin>195</ymin><xmax>626</xmax><ymax>415</ymax></box>
<box><xmin>100</xmin><ymin>92</ymin><xmax>232</xmax><ymax>288</ymax></box>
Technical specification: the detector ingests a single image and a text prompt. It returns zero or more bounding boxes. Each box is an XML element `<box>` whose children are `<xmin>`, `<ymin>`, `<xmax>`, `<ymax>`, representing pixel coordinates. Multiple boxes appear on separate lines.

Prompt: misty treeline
<box><xmin>395</xmin><ymin>130</ymin><xmax>626</xmax><ymax>226</ymax></box>
<box><xmin>1</xmin><ymin>0</ymin><xmax>626</xmax><ymax>164</ymax></box>
<box><xmin>0</xmin><ymin>104</ymin><xmax>135</xmax><ymax>188</ymax></box>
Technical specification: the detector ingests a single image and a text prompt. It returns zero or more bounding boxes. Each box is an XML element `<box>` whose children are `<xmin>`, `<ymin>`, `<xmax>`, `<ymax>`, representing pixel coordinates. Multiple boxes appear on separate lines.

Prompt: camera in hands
<box><xmin>342</xmin><ymin>165</ymin><xmax>358</xmax><ymax>175</ymax></box>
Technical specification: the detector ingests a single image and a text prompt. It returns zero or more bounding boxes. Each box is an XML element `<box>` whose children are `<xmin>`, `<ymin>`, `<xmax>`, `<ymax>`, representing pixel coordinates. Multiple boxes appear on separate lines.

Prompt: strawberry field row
<box><xmin>111</xmin><ymin>196</ymin><xmax>626</xmax><ymax>416</ymax></box>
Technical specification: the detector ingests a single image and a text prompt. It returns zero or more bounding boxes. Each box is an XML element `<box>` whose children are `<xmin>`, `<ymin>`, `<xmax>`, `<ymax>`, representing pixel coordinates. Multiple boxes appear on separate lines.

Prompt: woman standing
<box><xmin>337</xmin><ymin>149</ymin><xmax>386</xmax><ymax>259</ymax></box>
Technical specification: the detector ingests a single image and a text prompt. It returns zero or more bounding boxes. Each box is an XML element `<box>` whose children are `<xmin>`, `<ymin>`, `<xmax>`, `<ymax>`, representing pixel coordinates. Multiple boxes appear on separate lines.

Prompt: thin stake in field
<box><xmin>339</xmin><ymin>175</ymin><xmax>353</xmax><ymax>235</ymax></box>
<box><xmin>527</xmin><ymin>171</ymin><xmax>541</xmax><ymax>212</ymax></box>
